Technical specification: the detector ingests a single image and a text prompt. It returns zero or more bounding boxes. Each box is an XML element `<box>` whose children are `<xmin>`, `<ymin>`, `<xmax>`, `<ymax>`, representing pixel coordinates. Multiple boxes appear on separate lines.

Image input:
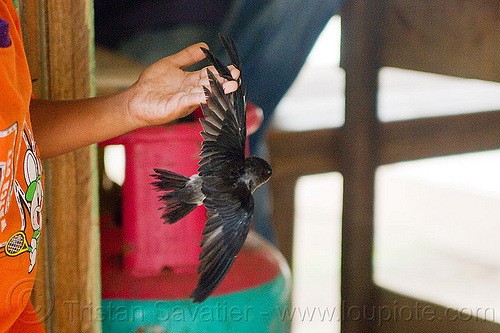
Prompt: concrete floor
<box><xmin>274</xmin><ymin>16</ymin><xmax>500</xmax><ymax>333</ymax></box>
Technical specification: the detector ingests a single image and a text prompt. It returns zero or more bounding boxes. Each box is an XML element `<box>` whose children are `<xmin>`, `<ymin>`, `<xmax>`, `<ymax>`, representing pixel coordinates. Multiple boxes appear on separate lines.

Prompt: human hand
<box><xmin>124</xmin><ymin>42</ymin><xmax>240</xmax><ymax>127</ymax></box>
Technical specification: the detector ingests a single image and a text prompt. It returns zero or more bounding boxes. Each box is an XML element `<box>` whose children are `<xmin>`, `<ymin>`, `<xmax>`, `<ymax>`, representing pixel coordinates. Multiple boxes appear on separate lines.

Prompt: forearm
<box><xmin>30</xmin><ymin>90</ymin><xmax>137</xmax><ymax>159</ymax></box>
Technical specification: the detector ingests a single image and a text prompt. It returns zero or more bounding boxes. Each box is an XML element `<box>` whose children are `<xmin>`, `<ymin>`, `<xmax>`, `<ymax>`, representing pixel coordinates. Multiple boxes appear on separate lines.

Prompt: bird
<box><xmin>151</xmin><ymin>34</ymin><xmax>272</xmax><ymax>303</ymax></box>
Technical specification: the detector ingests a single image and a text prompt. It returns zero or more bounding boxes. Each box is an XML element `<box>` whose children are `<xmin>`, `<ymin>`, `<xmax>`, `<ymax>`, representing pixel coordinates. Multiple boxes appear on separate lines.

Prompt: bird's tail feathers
<box><xmin>151</xmin><ymin>169</ymin><xmax>190</xmax><ymax>191</ymax></box>
<box><xmin>159</xmin><ymin>199</ymin><xmax>197</xmax><ymax>225</ymax></box>
<box><xmin>151</xmin><ymin>169</ymin><xmax>197</xmax><ymax>224</ymax></box>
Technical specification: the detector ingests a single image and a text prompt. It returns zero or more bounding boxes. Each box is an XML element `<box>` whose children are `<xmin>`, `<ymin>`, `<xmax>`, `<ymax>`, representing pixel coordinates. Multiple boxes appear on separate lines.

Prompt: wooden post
<box><xmin>19</xmin><ymin>0</ymin><xmax>101</xmax><ymax>332</ymax></box>
<box><xmin>340</xmin><ymin>1</ymin><xmax>383</xmax><ymax>332</ymax></box>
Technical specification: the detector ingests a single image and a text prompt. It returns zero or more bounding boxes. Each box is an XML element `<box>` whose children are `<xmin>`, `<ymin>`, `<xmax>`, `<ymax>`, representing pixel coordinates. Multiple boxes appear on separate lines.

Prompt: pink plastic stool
<box><xmin>100</xmin><ymin>103</ymin><xmax>263</xmax><ymax>276</ymax></box>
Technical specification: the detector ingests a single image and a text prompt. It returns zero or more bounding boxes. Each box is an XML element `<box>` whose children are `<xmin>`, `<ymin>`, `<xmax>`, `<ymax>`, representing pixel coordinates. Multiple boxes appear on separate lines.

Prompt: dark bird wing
<box><xmin>191</xmin><ymin>35</ymin><xmax>251</xmax><ymax>303</ymax></box>
<box><xmin>190</xmin><ymin>180</ymin><xmax>253</xmax><ymax>302</ymax></box>
<box><xmin>198</xmin><ymin>35</ymin><xmax>246</xmax><ymax>178</ymax></box>
<box><xmin>197</xmin><ymin>68</ymin><xmax>245</xmax><ymax>177</ymax></box>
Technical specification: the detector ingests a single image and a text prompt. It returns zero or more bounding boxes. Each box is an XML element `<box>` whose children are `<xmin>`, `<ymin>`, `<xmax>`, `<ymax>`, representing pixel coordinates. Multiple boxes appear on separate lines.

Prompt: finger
<box><xmin>179</xmin><ymin>93</ymin><xmax>206</xmax><ymax>113</ymax></box>
<box><xmin>193</xmin><ymin>67</ymin><xmax>239</xmax><ymax>91</ymax></box>
<box><xmin>184</xmin><ymin>64</ymin><xmax>240</xmax><ymax>96</ymax></box>
<box><xmin>196</xmin><ymin>74</ymin><xmax>239</xmax><ymax>95</ymax></box>
<box><xmin>183</xmin><ymin>66</ymin><xmax>227</xmax><ymax>88</ymax></box>
<box><xmin>182</xmin><ymin>69</ymin><xmax>211</xmax><ymax>89</ymax></box>
<box><xmin>185</xmin><ymin>86</ymin><xmax>209</xmax><ymax>103</ymax></box>
<box><xmin>229</xmin><ymin>66</ymin><xmax>240</xmax><ymax>80</ymax></box>
<box><xmin>222</xmin><ymin>80</ymin><xmax>239</xmax><ymax>94</ymax></box>
<box><xmin>168</xmin><ymin>90</ymin><xmax>206</xmax><ymax>121</ymax></box>
<box><xmin>167</xmin><ymin>42</ymin><xmax>209</xmax><ymax>69</ymax></box>
<box><xmin>200</xmin><ymin>65</ymin><xmax>240</xmax><ymax>81</ymax></box>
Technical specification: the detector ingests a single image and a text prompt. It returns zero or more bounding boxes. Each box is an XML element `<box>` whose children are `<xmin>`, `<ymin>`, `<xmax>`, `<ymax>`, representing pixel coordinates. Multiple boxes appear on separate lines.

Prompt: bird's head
<box><xmin>244</xmin><ymin>156</ymin><xmax>272</xmax><ymax>192</ymax></box>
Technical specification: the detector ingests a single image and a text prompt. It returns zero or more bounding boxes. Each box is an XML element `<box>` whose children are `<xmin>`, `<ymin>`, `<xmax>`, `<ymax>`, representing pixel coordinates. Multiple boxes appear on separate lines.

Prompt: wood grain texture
<box><xmin>19</xmin><ymin>1</ymin><xmax>100</xmax><ymax>332</ymax></box>
<box><xmin>18</xmin><ymin>1</ymin><xmax>52</xmax><ymax>330</ymax></box>
<box><xmin>380</xmin><ymin>111</ymin><xmax>500</xmax><ymax>164</ymax></box>
<box><xmin>380</xmin><ymin>0</ymin><xmax>500</xmax><ymax>82</ymax></box>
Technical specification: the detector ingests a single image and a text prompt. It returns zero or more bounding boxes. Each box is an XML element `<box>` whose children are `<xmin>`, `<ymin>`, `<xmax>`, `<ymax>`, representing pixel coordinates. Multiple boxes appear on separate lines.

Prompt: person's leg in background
<box><xmin>221</xmin><ymin>0</ymin><xmax>343</xmax><ymax>245</ymax></box>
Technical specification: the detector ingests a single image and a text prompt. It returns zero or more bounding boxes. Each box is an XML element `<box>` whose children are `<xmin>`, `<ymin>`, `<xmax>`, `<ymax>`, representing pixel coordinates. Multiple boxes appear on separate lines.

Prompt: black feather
<box><xmin>218</xmin><ymin>34</ymin><xmax>241</xmax><ymax>70</ymax></box>
<box><xmin>201</xmin><ymin>47</ymin><xmax>233</xmax><ymax>81</ymax></box>
<box><xmin>151</xmin><ymin>169</ymin><xmax>190</xmax><ymax>191</ymax></box>
<box><xmin>151</xmin><ymin>169</ymin><xmax>197</xmax><ymax>224</ymax></box>
<box><xmin>160</xmin><ymin>200</ymin><xmax>197</xmax><ymax>225</ymax></box>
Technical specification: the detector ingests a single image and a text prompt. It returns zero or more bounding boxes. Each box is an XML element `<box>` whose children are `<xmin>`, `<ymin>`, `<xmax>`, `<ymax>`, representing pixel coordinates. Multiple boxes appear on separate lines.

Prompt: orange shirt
<box><xmin>0</xmin><ymin>1</ymin><xmax>44</xmax><ymax>332</ymax></box>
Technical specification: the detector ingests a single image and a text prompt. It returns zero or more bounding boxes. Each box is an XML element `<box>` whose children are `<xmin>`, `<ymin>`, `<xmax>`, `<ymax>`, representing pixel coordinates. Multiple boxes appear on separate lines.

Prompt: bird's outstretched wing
<box><xmin>190</xmin><ymin>179</ymin><xmax>253</xmax><ymax>302</ymax></box>
<box><xmin>198</xmin><ymin>35</ymin><xmax>246</xmax><ymax>177</ymax></box>
<box><xmin>191</xmin><ymin>35</ymin><xmax>252</xmax><ymax>303</ymax></box>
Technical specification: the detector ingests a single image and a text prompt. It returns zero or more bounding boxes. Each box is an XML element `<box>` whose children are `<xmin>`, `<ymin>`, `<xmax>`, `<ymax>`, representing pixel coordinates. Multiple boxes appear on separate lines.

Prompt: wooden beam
<box><xmin>20</xmin><ymin>0</ymin><xmax>100</xmax><ymax>332</ymax></box>
<box><xmin>267</xmin><ymin>128</ymin><xmax>342</xmax><ymax>178</ymax></box>
<box><xmin>267</xmin><ymin>128</ymin><xmax>342</xmax><ymax>265</ymax></box>
<box><xmin>44</xmin><ymin>0</ymin><xmax>100</xmax><ymax>331</ymax></box>
<box><xmin>18</xmin><ymin>1</ymin><xmax>52</xmax><ymax>330</ymax></box>
<box><xmin>269</xmin><ymin>110</ymin><xmax>500</xmax><ymax>177</ymax></box>
<box><xmin>268</xmin><ymin>175</ymin><xmax>298</xmax><ymax>268</ymax></box>
<box><xmin>380</xmin><ymin>0</ymin><xmax>500</xmax><ymax>82</ymax></box>
<box><xmin>340</xmin><ymin>0</ymin><xmax>383</xmax><ymax>331</ymax></box>
<box><xmin>380</xmin><ymin>110</ymin><xmax>500</xmax><ymax>164</ymax></box>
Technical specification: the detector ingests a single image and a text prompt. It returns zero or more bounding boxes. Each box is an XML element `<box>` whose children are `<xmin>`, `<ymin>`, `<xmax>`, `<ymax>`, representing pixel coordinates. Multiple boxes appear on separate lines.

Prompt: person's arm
<box><xmin>30</xmin><ymin>43</ymin><xmax>239</xmax><ymax>159</ymax></box>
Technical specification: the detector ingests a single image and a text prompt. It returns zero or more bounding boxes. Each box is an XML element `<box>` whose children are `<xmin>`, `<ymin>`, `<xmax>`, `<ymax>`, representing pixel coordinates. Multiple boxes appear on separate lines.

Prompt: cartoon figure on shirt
<box><xmin>12</xmin><ymin>126</ymin><xmax>43</xmax><ymax>273</ymax></box>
